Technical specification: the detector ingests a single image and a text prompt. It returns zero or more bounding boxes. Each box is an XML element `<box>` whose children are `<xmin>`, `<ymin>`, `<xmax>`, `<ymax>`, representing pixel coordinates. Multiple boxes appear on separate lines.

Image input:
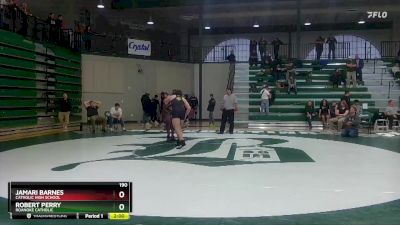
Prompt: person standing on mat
<box><xmin>141</xmin><ymin>93</ymin><xmax>152</xmax><ymax>130</ymax></box>
<box><xmin>162</xmin><ymin>92</ymin><xmax>175</xmax><ymax>142</ymax></box>
<box><xmin>164</xmin><ymin>90</ymin><xmax>191</xmax><ymax>149</ymax></box>
<box><xmin>219</xmin><ymin>88</ymin><xmax>238</xmax><ymax>134</ymax></box>
<box><xmin>207</xmin><ymin>94</ymin><xmax>216</xmax><ymax>127</ymax></box>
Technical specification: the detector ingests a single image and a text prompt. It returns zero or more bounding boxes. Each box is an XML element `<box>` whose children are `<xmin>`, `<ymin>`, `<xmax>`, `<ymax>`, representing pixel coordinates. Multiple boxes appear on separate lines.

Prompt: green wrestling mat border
<box><xmin>0</xmin><ymin>131</ymin><xmax>399</xmax><ymax>225</ymax></box>
<box><xmin>1</xmin><ymin>130</ymin><xmax>399</xmax><ymax>154</ymax></box>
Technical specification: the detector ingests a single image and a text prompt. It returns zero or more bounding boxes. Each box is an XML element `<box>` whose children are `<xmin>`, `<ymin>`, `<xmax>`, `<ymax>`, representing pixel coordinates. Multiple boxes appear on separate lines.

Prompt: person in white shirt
<box><xmin>109</xmin><ymin>103</ymin><xmax>126</xmax><ymax>131</ymax></box>
<box><xmin>218</xmin><ymin>88</ymin><xmax>238</xmax><ymax>134</ymax></box>
<box><xmin>392</xmin><ymin>63</ymin><xmax>400</xmax><ymax>75</ymax></box>
<box><xmin>260</xmin><ymin>85</ymin><xmax>271</xmax><ymax>114</ymax></box>
<box><xmin>385</xmin><ymin>99</ymin><xmax>399</xmax><ymax>130</ymax></box>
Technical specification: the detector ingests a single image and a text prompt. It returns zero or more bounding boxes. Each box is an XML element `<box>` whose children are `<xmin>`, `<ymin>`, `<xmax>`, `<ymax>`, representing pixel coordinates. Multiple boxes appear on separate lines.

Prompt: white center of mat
<box><xmin>0</xmin><ymin>133</ymin><xmax>399</xmax><ymax>218</ymax></box>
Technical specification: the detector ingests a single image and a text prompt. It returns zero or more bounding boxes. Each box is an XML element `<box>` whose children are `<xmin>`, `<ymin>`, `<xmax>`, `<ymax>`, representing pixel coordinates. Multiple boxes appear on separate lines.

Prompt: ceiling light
<box><xmin>253</xmin><ymin>23</ymin><xmax>260</xmax><ymax>28</ymax></box>
<box><xmin>204</xmin><ymin>26</ymin><xmax>211</xmax><ymax>30</ymax></box>
<box><xmin>97</xmin><ymin>0</ymin><xmax>105</xmax><ymax>8</ymax></box>
<box><xmin>147</xmin><ymin>17</ymin><xmax>154</xmax><ymax>25</ymax></box>
<box><xmin>358</xmin><ymin>20</ymin><xmax>365</xmax><ymax>24</ymax></box>
<box><xmin>304</xmin><ymin>22</ymin><xmax>311</xmax><ymax>26</ymax></box>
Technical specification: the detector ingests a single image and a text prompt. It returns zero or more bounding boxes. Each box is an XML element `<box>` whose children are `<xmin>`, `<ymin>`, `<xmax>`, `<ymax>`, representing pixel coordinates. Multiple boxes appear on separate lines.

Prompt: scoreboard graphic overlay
<box><xmin>8</xmin><ymin>182</ymin><xmax>132</xmax><ymax>220</ymax></box>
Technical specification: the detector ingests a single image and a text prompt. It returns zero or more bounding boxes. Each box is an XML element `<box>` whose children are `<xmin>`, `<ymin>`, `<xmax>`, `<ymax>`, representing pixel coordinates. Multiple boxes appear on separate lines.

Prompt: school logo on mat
<box><xmin>52</xmin><ymin>136</ymin><xmax>314</xmax><ymax>171</ymax></box>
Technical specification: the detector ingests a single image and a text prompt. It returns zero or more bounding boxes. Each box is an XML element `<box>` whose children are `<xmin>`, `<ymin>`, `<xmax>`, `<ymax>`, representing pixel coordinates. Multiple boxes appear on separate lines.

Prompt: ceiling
<box><xmin>25</xmin><ymin>0</ymin><xmax>400</xmax><ymax>33</ymax></box>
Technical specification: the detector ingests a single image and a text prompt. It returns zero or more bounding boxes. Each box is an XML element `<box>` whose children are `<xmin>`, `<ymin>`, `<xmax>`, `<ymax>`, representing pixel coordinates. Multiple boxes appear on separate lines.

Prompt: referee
<box><xmin>219</xmin><ymin>88</ymin><xmax>238</xmax><ymax>134</ymax></box>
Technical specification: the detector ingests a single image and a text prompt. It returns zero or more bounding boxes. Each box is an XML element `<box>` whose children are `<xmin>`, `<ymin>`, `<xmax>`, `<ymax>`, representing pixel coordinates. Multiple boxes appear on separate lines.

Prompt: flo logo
<box><xmin>52</xmin><ymin>137</ymin><xmax>314</xmax><ymax>171</ymax></box>
<box><xmin>367</xmin><ymin>11</ymin><xmax>388</xmax><ymax>19</ymax></box>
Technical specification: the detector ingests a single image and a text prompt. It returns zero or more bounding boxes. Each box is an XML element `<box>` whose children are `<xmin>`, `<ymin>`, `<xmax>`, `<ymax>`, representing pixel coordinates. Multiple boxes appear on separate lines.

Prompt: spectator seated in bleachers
<box><xmin>108</xmin><ymin>103</ymin><xmax>126</xmax><ymax>131</ymax></box>
<box><xmin>392</xmin><ymin>63</ymin><xmax>400</xmax><ymax>73</ymax></box>
<box><xmin>392</xmin><ymin>63</ymin><xmax>400</xmax><ymax>80</ymax></box>
<box><xmin>341</xmin><ymin>105</ymin><xmax>360</xmax><ymax>138</ymax></box>
<box><xmin>250</xmin><ymin>83</ymin><xmax>258</xmax><ymax>93</ymax></box>
<box><xmin>319</xmin><ymin>99</ymin><xmax>330</xmax><ymax>128</ymax></box>
<box><xmin>395</xmin><ymin>48</ymin><xmax>400</xmax><ymax>63</ymax></box>
<box><xmin>285</xmin><ymin>60</ymin><xmax>295</xmax><ymax>81</ymax></box>
<box><xmin>329</xmin><ymin>101</ymin><xmax>338</xmax><ymax>119</ymax></box>
<box><xmin>352</xmin><ymin>100</ymin><xmax>362</xmax><ymax>116</ymax></box>
<box><xmin>305</xmin><ymin>100</ymin><xmax>316</xmax><ymax>130</ymax></box>
<box><xmin>287</xmin><ymin>74</ymin><xmax>297</xmax><ymax>95</ymax></box>
<box><xmin>384</xmin><ymin>99</ymin><xmax>399</xmax><ymax>130</ymax></box>
<box><xmin>271</xmin><ymin>58</ymin><xmax>286</xmax><ymax>82</ymax></box>
<box><xmin>341</xmin><ymin>90</ymin><xmax>351</xmax><ymax>107</ymax></box>
<box><xmin>329</xmin><ymin>100</ymin><xmax>349</xmax><ymax>131</ymax></box>
<box><xmin>84</xmin><ymin>100</ymin><xmax>106</xmax><ymax>133</ymax></box>
<box><xmin>269</xmin><ymin>88</ymin><xmax>276</xmax><ymax>106</ymax></box>
<box><xmin>331</xmin><ymin>68</ymin><xmax>345</xmax><ymax>88</ymax></box>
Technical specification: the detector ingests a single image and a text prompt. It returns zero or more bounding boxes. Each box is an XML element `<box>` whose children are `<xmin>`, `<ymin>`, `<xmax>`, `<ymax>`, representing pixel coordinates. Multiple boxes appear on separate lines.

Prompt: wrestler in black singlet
<box><xmin>171</xmin><ymin>96</ymin><xmax>186</xmax><ymax>120</ymax></box>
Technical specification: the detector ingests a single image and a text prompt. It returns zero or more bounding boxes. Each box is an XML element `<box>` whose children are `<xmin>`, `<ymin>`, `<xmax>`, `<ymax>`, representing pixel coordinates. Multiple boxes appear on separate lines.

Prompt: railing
<box><xmin>226</xmin><ymin>62</ymin><xmax>235</xmax><ymax>90</ymax></box>
<box><xmin>388</xmin><ymin>81</ymin><xmax>395</xmax><ymax>99</ymax></box>
<box><xmin>86</xmin><ymin>33</ymin><xmax>199</xmax><ymax>63</ymax></box>
<box><xmin>301</xmin><ymin>42</ymin><xmax>352</xmax><ymax>60</ymax></box>
<box><xmin>0</xmin><ymin>3</ymin><xmax>77</xmax><ymax>49</ymax></box>
<box><xmin>203</xmin><ymin>45</ymin><xmax>235</xmax><ymax>62</ymax></box>
<box><xmin>381</xmin><ymin>41</ymin><xmax>400</xmax><ymax>58</ymax></box>
<box><xmin>79</xmin><ymin>39</ymin><xmax>400</xmax><ymax>63</ymax></box>
<box><xmin>203</xmin><ymin>42</ymin><xmax>353</xmax><ymax>63</ymax></box>
<box><xmin>2</xmin><ymin>3</ymin><xmax>399</xmax><ymax>64</ymax></box>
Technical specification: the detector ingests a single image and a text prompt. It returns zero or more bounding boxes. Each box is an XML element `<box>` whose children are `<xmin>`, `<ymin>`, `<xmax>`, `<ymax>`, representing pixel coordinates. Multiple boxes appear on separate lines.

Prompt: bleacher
<box><xmin>0</xmin><ymin>29</ymin><xmax>81</xmax><ymax>135</ymax></box>
<box><xmin>234</xmin><ymin>60</ymin><xmax>380</xmax><ymax>129</ymax></box>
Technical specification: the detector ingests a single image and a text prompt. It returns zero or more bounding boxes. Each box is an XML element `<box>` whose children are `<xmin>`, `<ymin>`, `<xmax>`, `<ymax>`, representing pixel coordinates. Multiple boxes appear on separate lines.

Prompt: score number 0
<box><xmin>118</xmin><ymin>183</ymin><xmax>128</xmax><ymax>211</ymax></box>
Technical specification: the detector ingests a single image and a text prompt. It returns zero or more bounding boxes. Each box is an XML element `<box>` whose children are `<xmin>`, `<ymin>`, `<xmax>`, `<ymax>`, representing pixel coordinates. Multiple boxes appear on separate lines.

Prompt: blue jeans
<box><xmin>341</xmin><ymin>128</ymin><xmax>358</xmax><ymax>137</ymax></box>
<box><xmin>260</xmin><ymin>99</ymin><xmax>269</xmax><ymax>114</ymax></box>
<box><xmin>287</xmin><ymin>85</ymin><xmax>297</xmax><ymax>94</ymax></box>
<box><xmin>306</xmin><ymin>114</ymin><xmax>314</xmax><ymax>128</ymax></box>
<box><xmin>108</xmin><ymin>117</ymin><xmax>125</xmax><ymax>128</ymax></box>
